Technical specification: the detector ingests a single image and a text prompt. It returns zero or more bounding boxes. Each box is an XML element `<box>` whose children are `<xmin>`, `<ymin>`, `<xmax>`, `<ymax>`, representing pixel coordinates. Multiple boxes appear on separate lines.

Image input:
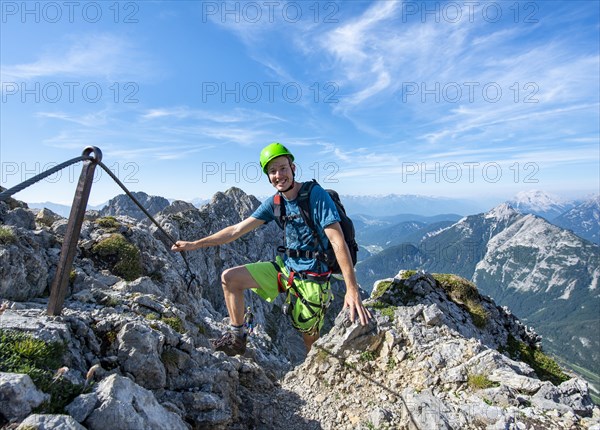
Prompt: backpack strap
<box><xmin>274</xmin><ymin>180</ymin><xmax>332</xmax><ymax>270</ymax></box>
<box><xmin>273</xmin><ymin>193</ymin><xmax>285</xmax><ymax>229</ymax></box>
<box><xmin>296</xmin><ymin>180</ymin><xmax>328</xmax><ymax>254</ymax></box>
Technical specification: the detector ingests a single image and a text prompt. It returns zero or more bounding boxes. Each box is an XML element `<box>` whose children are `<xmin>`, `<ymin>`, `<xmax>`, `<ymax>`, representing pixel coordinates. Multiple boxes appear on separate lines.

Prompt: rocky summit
<box><xmin>0</xmin><ymin>189</ymin><xmax>599</xmax><ymax>429</ymax></box>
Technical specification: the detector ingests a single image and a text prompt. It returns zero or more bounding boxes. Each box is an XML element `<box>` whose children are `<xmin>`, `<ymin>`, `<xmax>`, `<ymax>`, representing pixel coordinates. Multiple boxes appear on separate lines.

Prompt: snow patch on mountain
<box><xmin>476</xmin><ymin>214</ymin><xmax>597</xmax><ymax>294</ymax></box>
<box><xmin>559</xmin><ymin>280</ymin><xmax>576</xmax><ymax>300</ymax></box>
<box><xmin>508</xmin><ymin>190</ymin><xmax>568</xmax><ymax>218</ymax></box>
<box><xmin>484</xmin><ymin>202</ymin><xmax>519</xmax><ymax>221</ymax></box>
<box><xmin>552</xmin><ymin>196</ymin><xmax>600</xmax><ymax>244</ymax></box>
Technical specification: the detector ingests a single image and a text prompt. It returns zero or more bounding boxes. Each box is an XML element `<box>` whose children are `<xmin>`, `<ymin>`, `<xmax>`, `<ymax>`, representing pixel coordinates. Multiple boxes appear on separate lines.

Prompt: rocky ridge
<box><xmin>1</xmin><ymin>189</ymin><xmax>599</xmax><ymax>429</ymax></box>
<box><xmin>98</xmin><ymin>191</ymin><xmax>170</xmax><ymax>221</ymax></box>
<box><xmin>355</xmin><ymin>202</ymin><xmax>600</xmax><ymax>392</ymax></box>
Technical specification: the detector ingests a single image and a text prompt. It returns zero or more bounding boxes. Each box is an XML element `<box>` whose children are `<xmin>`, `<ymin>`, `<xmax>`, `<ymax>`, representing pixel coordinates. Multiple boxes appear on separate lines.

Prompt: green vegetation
<box><xmin>397</xmin><ymin>270</ymin><xmax>416</xmax><ymax>280</ymax></box>
<box><xmin>162</xmin><ymin>316</ymin><xmax>185</xmax><ymax>334</ymax></box>
<box><xmin>370</xmin><ymin>278</ymin><xmax>418</xmax><ymax>305</ymax></box>
<box><xmin>99</xmin><ymin>294</ymin><xmax>121</xmax><ymax>308</ymax></box>
<box><xmin>144</xmin><ymin>314</ymin><xmax>185</xmax><ymax>334</ymax></box>
<box><xmin>69</xmin><ymin>269</ymin><xmax>77</xmax><ymax>285</ymax></box>
<box><xmin>386</xmin><ymin>357</ymin><xmax>397</xmax><ymax>372</ymax></box>
<box><xmin>95</xmin><ymin>216</ymin><xmax>121</xmax><ymax>230</ymax></box>
<box><xmin>467</xmin><ymin>373</ymin><xmax>499</xmax><ymax>390</ymax></box>
<box><xmin>433</xmin><ymin>273</ymin><xmax>489</xmax><ymax>328</ymax></box>
<box><xmin>0</xmin><ymin>329</ymin><xmax>84</xmax><ymax>413</ymax></box>
<box><xmin>105</xmin><ymin>330</ymin><xmax>118</xmax><ymax>344</ymax></box>
<box><xmin>0</xmin><ymin>226</ymin><xmax>17</xmax><ymax>245</ymax></box>
<box><xmin>502</xmin><ymin>335</ymin><xmax>569</xmax><ymax>386</ymax></box>
<box><xmin>91</xmin><ymin>233</ymin><xmax>141</xmax><ymax>281</ymax></box>
<box><xmin>371</xmin><ymin>281</ymin><xmax>393</xmax><ymax>301</ymax></box>
<box><xmin>315</xmin><ymin>347</ymin><xmax>330</xmax><ymax>364</ymax></box>
<box><xmin>359</xmin><ymin>351</ymin><xmax>376</xmax><ymax>362</ymax></box>
<box><xmin>366</xmin><ymin>301</ymin><xmax>396</xmax><ymax>322</ymax></box>
<box><xmin>467</xmin><ymin>304</ymin><xmax>489</xmax><ymax>329</ymax></box>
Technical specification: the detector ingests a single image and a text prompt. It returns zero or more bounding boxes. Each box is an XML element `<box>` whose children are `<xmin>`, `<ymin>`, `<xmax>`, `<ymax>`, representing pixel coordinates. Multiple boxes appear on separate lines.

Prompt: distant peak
<box><xmin>508</xmin><ymin>190</ymin><xmax>564</xmax><ymax>210</ymax></box>
<box><xmin>485</xmin><ymin>202</ymin><xmax>519</xmax><ymax>220</ymax></box>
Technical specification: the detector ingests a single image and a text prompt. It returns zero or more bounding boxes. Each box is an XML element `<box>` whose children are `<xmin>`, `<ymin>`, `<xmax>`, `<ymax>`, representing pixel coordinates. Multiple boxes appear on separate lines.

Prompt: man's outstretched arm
<box><xmin>324</xmin><ymin>223</ymin><xmax>372</xmax><ymax>326</ymax></box>
<box><xmin>171</xmin><ymin>217</ymin><xmax>265</xmax><ymax>252</ymax></box>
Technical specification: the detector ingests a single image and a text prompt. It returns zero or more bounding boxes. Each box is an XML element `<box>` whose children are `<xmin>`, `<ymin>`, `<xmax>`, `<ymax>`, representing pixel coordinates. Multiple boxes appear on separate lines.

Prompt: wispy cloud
<box><xmin>39</xmin><ymin>104</ymin><xmax>290</xmax><ymax>158</ymax></box>
<box><xmin>1</xmin><ymin>34</ymin><xmax>153</xmax><ymax>82</ymax></box>
<box><xmin>312</xmin><ymin>1</ymin><xmax>599</xmax><ymax>146</ymax></box>
<box><xmin>140</xmin><ymin>107</ymin><xmax>284</xmax><ymax>124</ymax></box>
<box><xmin>36</xmin><ymin>110</ymin><xmax>110</xmax><ymax>127</ymax></box>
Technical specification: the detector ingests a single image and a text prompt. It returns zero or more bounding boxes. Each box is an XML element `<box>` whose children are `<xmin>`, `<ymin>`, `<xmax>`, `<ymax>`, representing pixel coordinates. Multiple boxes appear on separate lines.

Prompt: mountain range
<box><xmin>355</xmin><ymin>202</ymin><xmax>600</xmax><ymax>399</ymax></box>
<box><xmin>1</xmin><ymin>188</ymin><xmax>598</xmax><ymax>429</ymax></box>
<box><xmin>23</xmin><ymin>188</ymin><xmax>600</xmax><ymax>395</ymax></box>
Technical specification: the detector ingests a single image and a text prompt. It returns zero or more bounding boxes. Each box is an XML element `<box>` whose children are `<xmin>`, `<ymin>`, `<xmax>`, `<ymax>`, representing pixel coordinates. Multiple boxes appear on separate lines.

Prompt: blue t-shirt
<box><xmin>251</xmin><ymin>183</ymin><xmax>341</xmax><ymax>273</ymax></box>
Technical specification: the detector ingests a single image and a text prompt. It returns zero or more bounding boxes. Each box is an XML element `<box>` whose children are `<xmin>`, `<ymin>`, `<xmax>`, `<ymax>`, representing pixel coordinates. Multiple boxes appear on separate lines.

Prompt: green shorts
<box><xmin>246</xmin><ymin>256</ymin><xmax>332</xmax><ymax>335</ymax></box>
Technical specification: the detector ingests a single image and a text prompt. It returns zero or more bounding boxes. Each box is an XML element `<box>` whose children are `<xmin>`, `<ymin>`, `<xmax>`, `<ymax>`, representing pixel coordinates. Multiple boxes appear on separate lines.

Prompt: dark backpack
<box><xmin>273</xmin><ymin>180</ymin><xmax>359</xmax><ymax>274</ymax></box>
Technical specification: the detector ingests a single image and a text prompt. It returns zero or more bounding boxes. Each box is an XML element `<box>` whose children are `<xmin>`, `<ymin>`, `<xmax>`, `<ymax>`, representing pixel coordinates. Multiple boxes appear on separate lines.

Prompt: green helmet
<box><xmin>259</xmin><ymin>142</ymin><xmax>294</xmax><ymax>174</ymax></box>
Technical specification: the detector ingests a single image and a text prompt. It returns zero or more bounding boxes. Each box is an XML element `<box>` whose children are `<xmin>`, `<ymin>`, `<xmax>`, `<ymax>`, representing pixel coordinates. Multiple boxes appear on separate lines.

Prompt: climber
<box><xmin>171</xmin><ymin>142</ymin><xmax>371</xmax><ymax>356</ymax></box>
<box><xmin>244</xmin><ymin>307</ymin><xmax>255</xmax><ymax>336</ymax></box>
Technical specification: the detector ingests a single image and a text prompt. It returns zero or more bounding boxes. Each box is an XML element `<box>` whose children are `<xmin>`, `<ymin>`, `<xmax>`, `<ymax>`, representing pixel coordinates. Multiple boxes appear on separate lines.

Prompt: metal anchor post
<box><xmin>47</xmin><ymin>146</ymin><xmax>102</xmax><ymax>316</ymax></box>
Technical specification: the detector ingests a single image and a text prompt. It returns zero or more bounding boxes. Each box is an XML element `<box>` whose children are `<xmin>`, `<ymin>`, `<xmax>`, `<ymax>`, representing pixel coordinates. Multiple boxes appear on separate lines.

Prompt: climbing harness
<box><xmin>272</xmin><ymin>258</ymin><xmax>333</xmax><ymax>335</ymax></box>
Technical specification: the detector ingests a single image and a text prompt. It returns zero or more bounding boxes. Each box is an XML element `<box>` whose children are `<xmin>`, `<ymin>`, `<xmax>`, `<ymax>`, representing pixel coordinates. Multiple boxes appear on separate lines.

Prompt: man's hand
<box><xmin>343</xmin><ymin>288</ymin><xmax>372</xmax><ymax>326</ymax></box>
<box><xmin>171</xmin><ymin>241</ymin><xmax>195</xmax><ymax>252</ymax></box>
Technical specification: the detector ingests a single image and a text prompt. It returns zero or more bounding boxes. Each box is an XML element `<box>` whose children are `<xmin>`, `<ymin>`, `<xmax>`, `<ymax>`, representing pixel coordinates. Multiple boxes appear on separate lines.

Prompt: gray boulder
<box><xmin>0</xmin><ymin>373</ymin><xmax>49</xmax><ymax>422</ymax></box>
<box><xmin>16</xmin><ymin>414</ymin><xmax>86</xmax><ymax>430</ymax></box>
<box><xmin>35</xmin><ymin>207</ymin><xmax>64</xmax><ymax>227</ymax></box>
<box><xmin>65</xmin><ymin>392</ymin><xmax>98</xmax><ymax>423</ymax></box>
<box><xmin>116</xmin><ymin>321</ymin><xmax>166</xmax><ymax>389</ymax></box>
<box><xmin>0</xmin><ymin>227</ymin><xmax>50</xmax><ymax>301</ymax></box>
<box><xmin>84</xmin><ymin>374</ymin><xmax>187</xmax><ymax>430</ymax></box>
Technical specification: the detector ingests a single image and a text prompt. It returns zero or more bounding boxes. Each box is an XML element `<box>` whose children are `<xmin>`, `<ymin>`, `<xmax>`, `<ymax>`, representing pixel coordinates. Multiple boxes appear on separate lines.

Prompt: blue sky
<box><xmin>1</xmin><ymin>1</ymin><xmax>598</xmax><ymax>208</ymax></box>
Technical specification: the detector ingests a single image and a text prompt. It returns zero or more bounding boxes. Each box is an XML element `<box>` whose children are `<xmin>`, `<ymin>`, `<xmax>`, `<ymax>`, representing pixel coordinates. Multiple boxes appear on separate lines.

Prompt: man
<box><xmin>172</xmin><ymin>142</ymin><xmax>371</xmax><ymax>356</ymax></box>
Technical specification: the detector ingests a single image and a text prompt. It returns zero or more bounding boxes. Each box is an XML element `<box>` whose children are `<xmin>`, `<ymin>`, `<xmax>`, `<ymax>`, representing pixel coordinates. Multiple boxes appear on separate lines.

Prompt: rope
<box><xmin>95</xmin><ymin>161</ymin><xmax>200</xmax><ymax>291</ymax></box>
<box><xmin>0</xmin><ymin>148</ymin><xmax>201</xmax><ymax>292</ymax></box>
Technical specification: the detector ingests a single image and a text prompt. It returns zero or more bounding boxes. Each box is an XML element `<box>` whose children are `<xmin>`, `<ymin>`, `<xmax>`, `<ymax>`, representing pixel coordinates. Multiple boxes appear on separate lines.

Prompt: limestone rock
<box><xmin>0</xmin><ymin>373</ymin><xmax>49</xmax><ymax>422</ymax></box>
<box><xmin>84</xmin><ymin>374</ymin><xmax>187</xmax><ymax>430</ymax></box>
<box><xmin>116</xmin><ymin>321</ymin><xmax>166</xmax><ymax>389</ymax></box>
<box><xmin>16</xmin><ymin>414</ymin><xmax>86</xmax><ymax>430</ymax></box>
<box><xmin>65</xmin><ymin>392</ymin><xmax>98</xmax><ymax>423</ymax></box>
<box><xmin>35</xmin><ymin>207</ymin><xmax>63</xmax><ymax>227</ymax></box>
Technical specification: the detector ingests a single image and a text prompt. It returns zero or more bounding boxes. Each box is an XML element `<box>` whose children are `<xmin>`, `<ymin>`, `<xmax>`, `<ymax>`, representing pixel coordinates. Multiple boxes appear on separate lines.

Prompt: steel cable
<box><xmin>0</xmin><ymin>155</ymin><xmax>93</xmax><ymax>202</ymax></box>
<box><xmin>96</xmin><ymin>161</ymin><xmax>200</xmax><ymax>291</ymax></box>
<box><xmin>0</xmin><ymin>151</ymin><xmax>200</xmax><ymax>292</ymax></box>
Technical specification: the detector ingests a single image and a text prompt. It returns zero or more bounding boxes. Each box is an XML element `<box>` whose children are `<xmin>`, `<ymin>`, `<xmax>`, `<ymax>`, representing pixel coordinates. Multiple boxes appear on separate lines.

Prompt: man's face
<box><xmin>266</xmin><ymin>155</ymin><xmax>294</xmax><ymax>191</ymax></box>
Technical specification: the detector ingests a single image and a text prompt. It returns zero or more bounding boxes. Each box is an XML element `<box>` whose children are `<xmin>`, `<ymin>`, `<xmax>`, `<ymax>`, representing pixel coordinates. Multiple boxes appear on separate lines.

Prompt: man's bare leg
<box><xmin>221</xmin><ymin>266</ymin><xmax>260</xmax><ymax>326</ymax></box>
<box><xmin>303</xmin><ymin>333</ymin><xmax>319</xmax><ymax>352</ymax></box>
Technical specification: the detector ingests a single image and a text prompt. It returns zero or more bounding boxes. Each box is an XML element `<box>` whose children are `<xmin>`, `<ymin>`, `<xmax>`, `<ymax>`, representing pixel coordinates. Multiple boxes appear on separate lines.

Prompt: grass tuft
<box><xmin>0</xmin><ymin>226</ymin><xmax>17</xmax><ymax>245</ymax></box>
<box><xmin>433</xmin><ymin>273</ymin><xmax>489</xmax><ymax>328</ymax></box>
<box><xmin>0</xmin><ymin>329</ymin><xmax>85</xmax><ymax>413</ymax></box>
<box><xmin>95</xmin><ymin>216</ymin><xmax>121</xmax><ymax>231</ymax></box>
<box><xmin>467</xmin><ymin>373</ymin><xmax>499</xmax><ymax>390</ymax></box>
<box><xmin>503</xmin><ymin>334</ymin><xmax>568</xmax><ymax>386</ymax></box>
<box><xmin>92</xmin><ymin>233</ymin><xmax>141</xmax><ymax>281</ymax></box>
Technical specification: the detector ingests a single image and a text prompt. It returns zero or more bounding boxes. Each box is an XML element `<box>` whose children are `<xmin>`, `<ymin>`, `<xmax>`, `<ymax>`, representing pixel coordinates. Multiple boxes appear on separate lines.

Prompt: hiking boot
<box><xmin>212</xmin><ymin>331</ymin><xmax>247</xmax><ymax>356</ymax></box>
